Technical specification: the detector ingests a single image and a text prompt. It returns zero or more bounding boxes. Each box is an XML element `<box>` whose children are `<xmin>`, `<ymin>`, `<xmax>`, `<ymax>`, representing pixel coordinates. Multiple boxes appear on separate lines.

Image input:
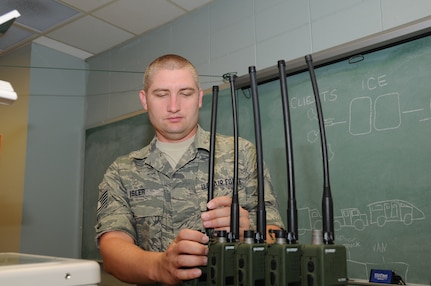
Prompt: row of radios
<box><xmin>207</xmin><ymin>228</ymin><xmax>346</xmax><ymax>286</ymax></box>
<box><xmin>186</xmin><ymin>55</ymin><xmax>348</xmax><ymax>286</ymax></box>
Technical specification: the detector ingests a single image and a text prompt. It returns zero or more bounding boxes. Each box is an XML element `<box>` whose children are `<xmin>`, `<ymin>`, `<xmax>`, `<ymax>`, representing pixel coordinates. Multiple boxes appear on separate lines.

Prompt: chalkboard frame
<box><xmin>234</xmin><ymin>15</ymin><xmax>431</xmax><ymax>89</ymax></box>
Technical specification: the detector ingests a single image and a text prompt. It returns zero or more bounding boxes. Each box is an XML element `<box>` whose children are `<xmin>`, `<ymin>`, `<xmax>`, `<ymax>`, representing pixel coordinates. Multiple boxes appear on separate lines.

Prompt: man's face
<box><xmin>140</xmin><ymin>68</ymin><xmax>203</xmax><ymax>142</ymax></box>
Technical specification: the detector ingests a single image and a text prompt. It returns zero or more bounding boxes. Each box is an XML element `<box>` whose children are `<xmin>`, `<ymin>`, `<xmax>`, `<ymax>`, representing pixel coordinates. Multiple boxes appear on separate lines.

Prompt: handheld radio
<box><xmin>207</xmin><ymin>75</ymin><xmax>240</xmax><ymax>286</ymax></box>
<box><xmin>234</xmin><ymin>66</ymin><xmax>267</xmax><ymax>286</ymax></box>
<box><xmin>183</xmin><ymin>86</ymin><xmax>220</xmax><ymax>286</ymax></box>
<box><xmin>300</xmin><ymin>54</ymin><xmax>348</xmax><ymax>286</ymax></box>
<box><xmin>265</xmin><ymin>60</ymin><xmax>302</xmax><ymax>286</ymax></box>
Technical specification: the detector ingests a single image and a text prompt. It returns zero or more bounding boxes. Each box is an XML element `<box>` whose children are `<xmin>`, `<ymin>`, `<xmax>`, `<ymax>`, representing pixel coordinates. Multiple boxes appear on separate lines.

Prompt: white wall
<box><xmin>85</xmin><ymin>0</ymin><xmax>431</xmax><ymax>127</ymax></box>
<box><xmin>19</xmin><ymin>44</ymin><xmax>86</xmax><ymax>258</ymax></box>
<box><xmin>0</xmin><ymin>45</ymin><xmax>31</xmax><ymax>253</ymax></box>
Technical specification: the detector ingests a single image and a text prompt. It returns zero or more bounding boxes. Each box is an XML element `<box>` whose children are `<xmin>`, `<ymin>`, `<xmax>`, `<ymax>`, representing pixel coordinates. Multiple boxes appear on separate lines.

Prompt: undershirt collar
<box><xmin>156</xmin><ymin>135</ymin><xmax>195</xmax><ymax>168</ymax></box>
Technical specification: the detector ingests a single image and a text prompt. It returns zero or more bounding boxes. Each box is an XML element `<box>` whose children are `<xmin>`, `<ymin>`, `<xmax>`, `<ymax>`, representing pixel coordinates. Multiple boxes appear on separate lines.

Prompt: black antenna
<box><xmin>207</xmin><ymin>86</ymin><xmax>219</xmax><ymax>238</ymax></box>
<box><xmin>249</xmin><ymin>66</ymin><xmax>266</xmax><ymax>243</ymax></box>
<box><xmin>277</xmin><ymin>60</ymin><xmax>298</xmax><ymax>244</ymax></box>
<box><xmin>305</xmin><ymin>54</ymin><xmax>335</xmax><ymax>245</ymax></box>
<box><xmin>229</xmin><ymin>74</ymin><xmax>240</xmax><ymax>241</ymax></box>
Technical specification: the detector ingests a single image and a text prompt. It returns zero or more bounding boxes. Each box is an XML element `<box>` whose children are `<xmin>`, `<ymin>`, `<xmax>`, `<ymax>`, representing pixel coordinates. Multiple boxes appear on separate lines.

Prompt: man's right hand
<box><xmin>99</xmin><ymin>229</ymin><xmax>209</xmax><ymax>285</ymax></box>
<box><xmin>160</xmin><ymin>229</ymin><xmax>209</xmax><ymax>284</ymax></box>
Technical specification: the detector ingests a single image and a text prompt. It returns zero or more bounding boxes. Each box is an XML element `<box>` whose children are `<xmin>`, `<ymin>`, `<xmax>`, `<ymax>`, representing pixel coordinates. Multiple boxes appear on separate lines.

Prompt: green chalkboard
<box><xmin>200</xmin><ymin>35</ymin><xmax>431</xmax><ymax>284</ymax></box>
<box><xmin>81</xmin><ymin>113</ymin><xmax>155</xmax><ymax>261</ymax></box>
<box><xmin>82</xmin><ymin>32</ymin><xmax>431</xmax><ymax>284</ymax></box>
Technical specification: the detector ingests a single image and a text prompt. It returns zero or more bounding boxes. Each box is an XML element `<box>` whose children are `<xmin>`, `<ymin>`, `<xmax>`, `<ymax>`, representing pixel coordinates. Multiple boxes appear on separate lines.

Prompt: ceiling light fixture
<box><xmin>0</xmin><ymin>9</ymin><xmax>21</xmax><ymax>35</ymax></box>
<box><xmin>0</xmin><ymin>80</ymin><xmax>18</xmax><ymax>105</ymax></box>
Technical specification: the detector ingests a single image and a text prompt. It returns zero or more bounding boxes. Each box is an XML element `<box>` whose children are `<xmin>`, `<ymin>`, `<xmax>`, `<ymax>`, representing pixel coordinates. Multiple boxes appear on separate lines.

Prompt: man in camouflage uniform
<box><xmin>95</xmin><ymin>54</ymin><xmax>284</xmax><ymax>285</ymax></box>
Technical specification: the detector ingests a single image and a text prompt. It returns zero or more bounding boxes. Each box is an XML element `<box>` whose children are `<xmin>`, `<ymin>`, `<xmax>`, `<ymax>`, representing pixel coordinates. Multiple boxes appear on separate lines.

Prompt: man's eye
<box><xmin>180</xmin><ymin>92</ymin><xmax>193</xmax><ymax>97</ymax></box>
<box><xmin>155</xmin><ymin>93</ymin><xmax>168</xmax><ymax>97</ymax></box>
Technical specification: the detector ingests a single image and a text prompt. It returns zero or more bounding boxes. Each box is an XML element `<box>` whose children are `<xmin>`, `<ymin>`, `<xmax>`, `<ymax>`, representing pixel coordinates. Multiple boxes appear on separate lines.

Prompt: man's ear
<box><xmin>139</xmin><ymin>90</ymin><xmax>147</xmax><ymax>110</ymax></box>
<box><xmin>198</xmin><ymin>88</ymin><xmax>203</xmax><ymax>108</ymax></box>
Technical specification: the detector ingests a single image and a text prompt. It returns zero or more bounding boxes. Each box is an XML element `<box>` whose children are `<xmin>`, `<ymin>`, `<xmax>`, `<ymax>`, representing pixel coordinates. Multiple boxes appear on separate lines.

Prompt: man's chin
<box><xmin>159</xmin><ymin>127</ymin><xmax>196</xmax><ymax>142</ymax></box>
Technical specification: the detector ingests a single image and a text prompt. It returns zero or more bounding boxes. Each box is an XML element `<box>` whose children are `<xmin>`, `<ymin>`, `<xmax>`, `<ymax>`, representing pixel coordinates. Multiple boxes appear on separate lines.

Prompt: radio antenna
<box><xmin>229</xmin><ymin>74</ymin><xmax>240</xmax><ymax>241</ymax></box>
<box><xmin>249</xmin><ymin>66</ymin><xmax>266</xmax><ymax>243</ymax></box>
<box><xmin>305</xmin><ymin>54</ymin><xmax>335</xmax><ymax>245</ymax></box>
<box><xmin>206</xmin><ymin>86</ymin><xmax>219</xmax><ymax>238</ymax></box>
<box><xmin>277</xmin><ymin>60</ymin><xmax>298</xmax><ymax>244</ymax></box>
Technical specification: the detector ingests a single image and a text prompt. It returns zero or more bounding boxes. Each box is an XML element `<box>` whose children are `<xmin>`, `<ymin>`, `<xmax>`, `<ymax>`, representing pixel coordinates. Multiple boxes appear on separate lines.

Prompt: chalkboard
<box><xmin>82</xmin><ymin>30</ymin><xmax>431</xmax><ymax>284</ymax></box>
<box><xmin>81</xmin><ymin>113</ymin><xmax>155</xmax><ymax>261</ymax></box>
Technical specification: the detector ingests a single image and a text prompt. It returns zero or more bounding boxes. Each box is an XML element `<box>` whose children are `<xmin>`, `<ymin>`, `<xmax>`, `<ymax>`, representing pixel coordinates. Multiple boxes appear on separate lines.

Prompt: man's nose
<box><xmin>168</xmin><ymin>95</ymin><xmax>180</xmax><ymax>112</ymax></box>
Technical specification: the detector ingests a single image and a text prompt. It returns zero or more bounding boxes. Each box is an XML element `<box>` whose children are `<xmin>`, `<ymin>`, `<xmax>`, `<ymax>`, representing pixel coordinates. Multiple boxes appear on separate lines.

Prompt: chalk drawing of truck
<box><xmin>334</xmin><ymin>208</ymin><xmax>368</xmax><ymax>231</ymax></box>
<box><xmin>298</xmin><ymin>207</ymin><xmax>322</xmax><ymax>235</ymax></box>
<box><xmin>297</xmin><ymin>199</ymin><xmax>424</xmax><ymax>234</ymax></box>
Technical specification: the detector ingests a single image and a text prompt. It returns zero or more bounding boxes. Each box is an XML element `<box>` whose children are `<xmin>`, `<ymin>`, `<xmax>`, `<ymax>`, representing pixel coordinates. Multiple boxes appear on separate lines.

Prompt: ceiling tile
<box><xmin>171</xmin><ymin>0</ymin><xmax>213</xmax><ymax>11</ymax></box>
<box><xmin>59</xmin><ymin>0</ymin><xmax>115</xmax><ymax>13</ymax></box>
<box><xmin>46</xmin><ymin>15</ymin><xmax>134</xmax><ymax>54</ymax></box>
<box><xmin>0</xmin><ymin>0</ymin><xmax>81</xmax><ymax>32</ymax></box>
<box><xmin>0</xmin><ymin>0</ymin><xmax>213</xmax><ymax>58</ymax></box>
<box><xmin>0</xmin><ymin>25</ymin><xmax>34</xmax><ymax>52</ymax></box>
<box><xmin>93</xmin><ymin>0</ymin><xmax>186</xmax><ymax>35</ymax></box>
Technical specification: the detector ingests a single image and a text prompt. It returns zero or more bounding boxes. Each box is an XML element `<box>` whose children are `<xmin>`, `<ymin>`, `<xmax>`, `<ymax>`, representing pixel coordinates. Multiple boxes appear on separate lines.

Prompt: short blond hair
<box><xmin>143</xmin><ymin>54</ymin><xmax>200</xmax><ymax>92</ymax></box>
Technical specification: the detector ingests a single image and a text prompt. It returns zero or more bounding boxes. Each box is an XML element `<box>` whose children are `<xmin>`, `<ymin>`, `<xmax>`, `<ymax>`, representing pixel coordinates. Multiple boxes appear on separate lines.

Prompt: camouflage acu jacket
<box><xmin>95</xmin><ymin>126</ymin><xmax>283</xmax><ymax>252</ymax></box>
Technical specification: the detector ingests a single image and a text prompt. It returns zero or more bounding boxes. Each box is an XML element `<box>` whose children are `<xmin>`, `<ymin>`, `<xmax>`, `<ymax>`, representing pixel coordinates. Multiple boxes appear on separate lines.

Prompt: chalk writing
<box><xmin>373</xmin><ymin>242</ymin><xmax>387</xmax><ymax>253</ymax></box>
<box><xmin>361</xmin><ymin>74</ymin><xmax>388</xmax><ymax>91</ymax></box>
